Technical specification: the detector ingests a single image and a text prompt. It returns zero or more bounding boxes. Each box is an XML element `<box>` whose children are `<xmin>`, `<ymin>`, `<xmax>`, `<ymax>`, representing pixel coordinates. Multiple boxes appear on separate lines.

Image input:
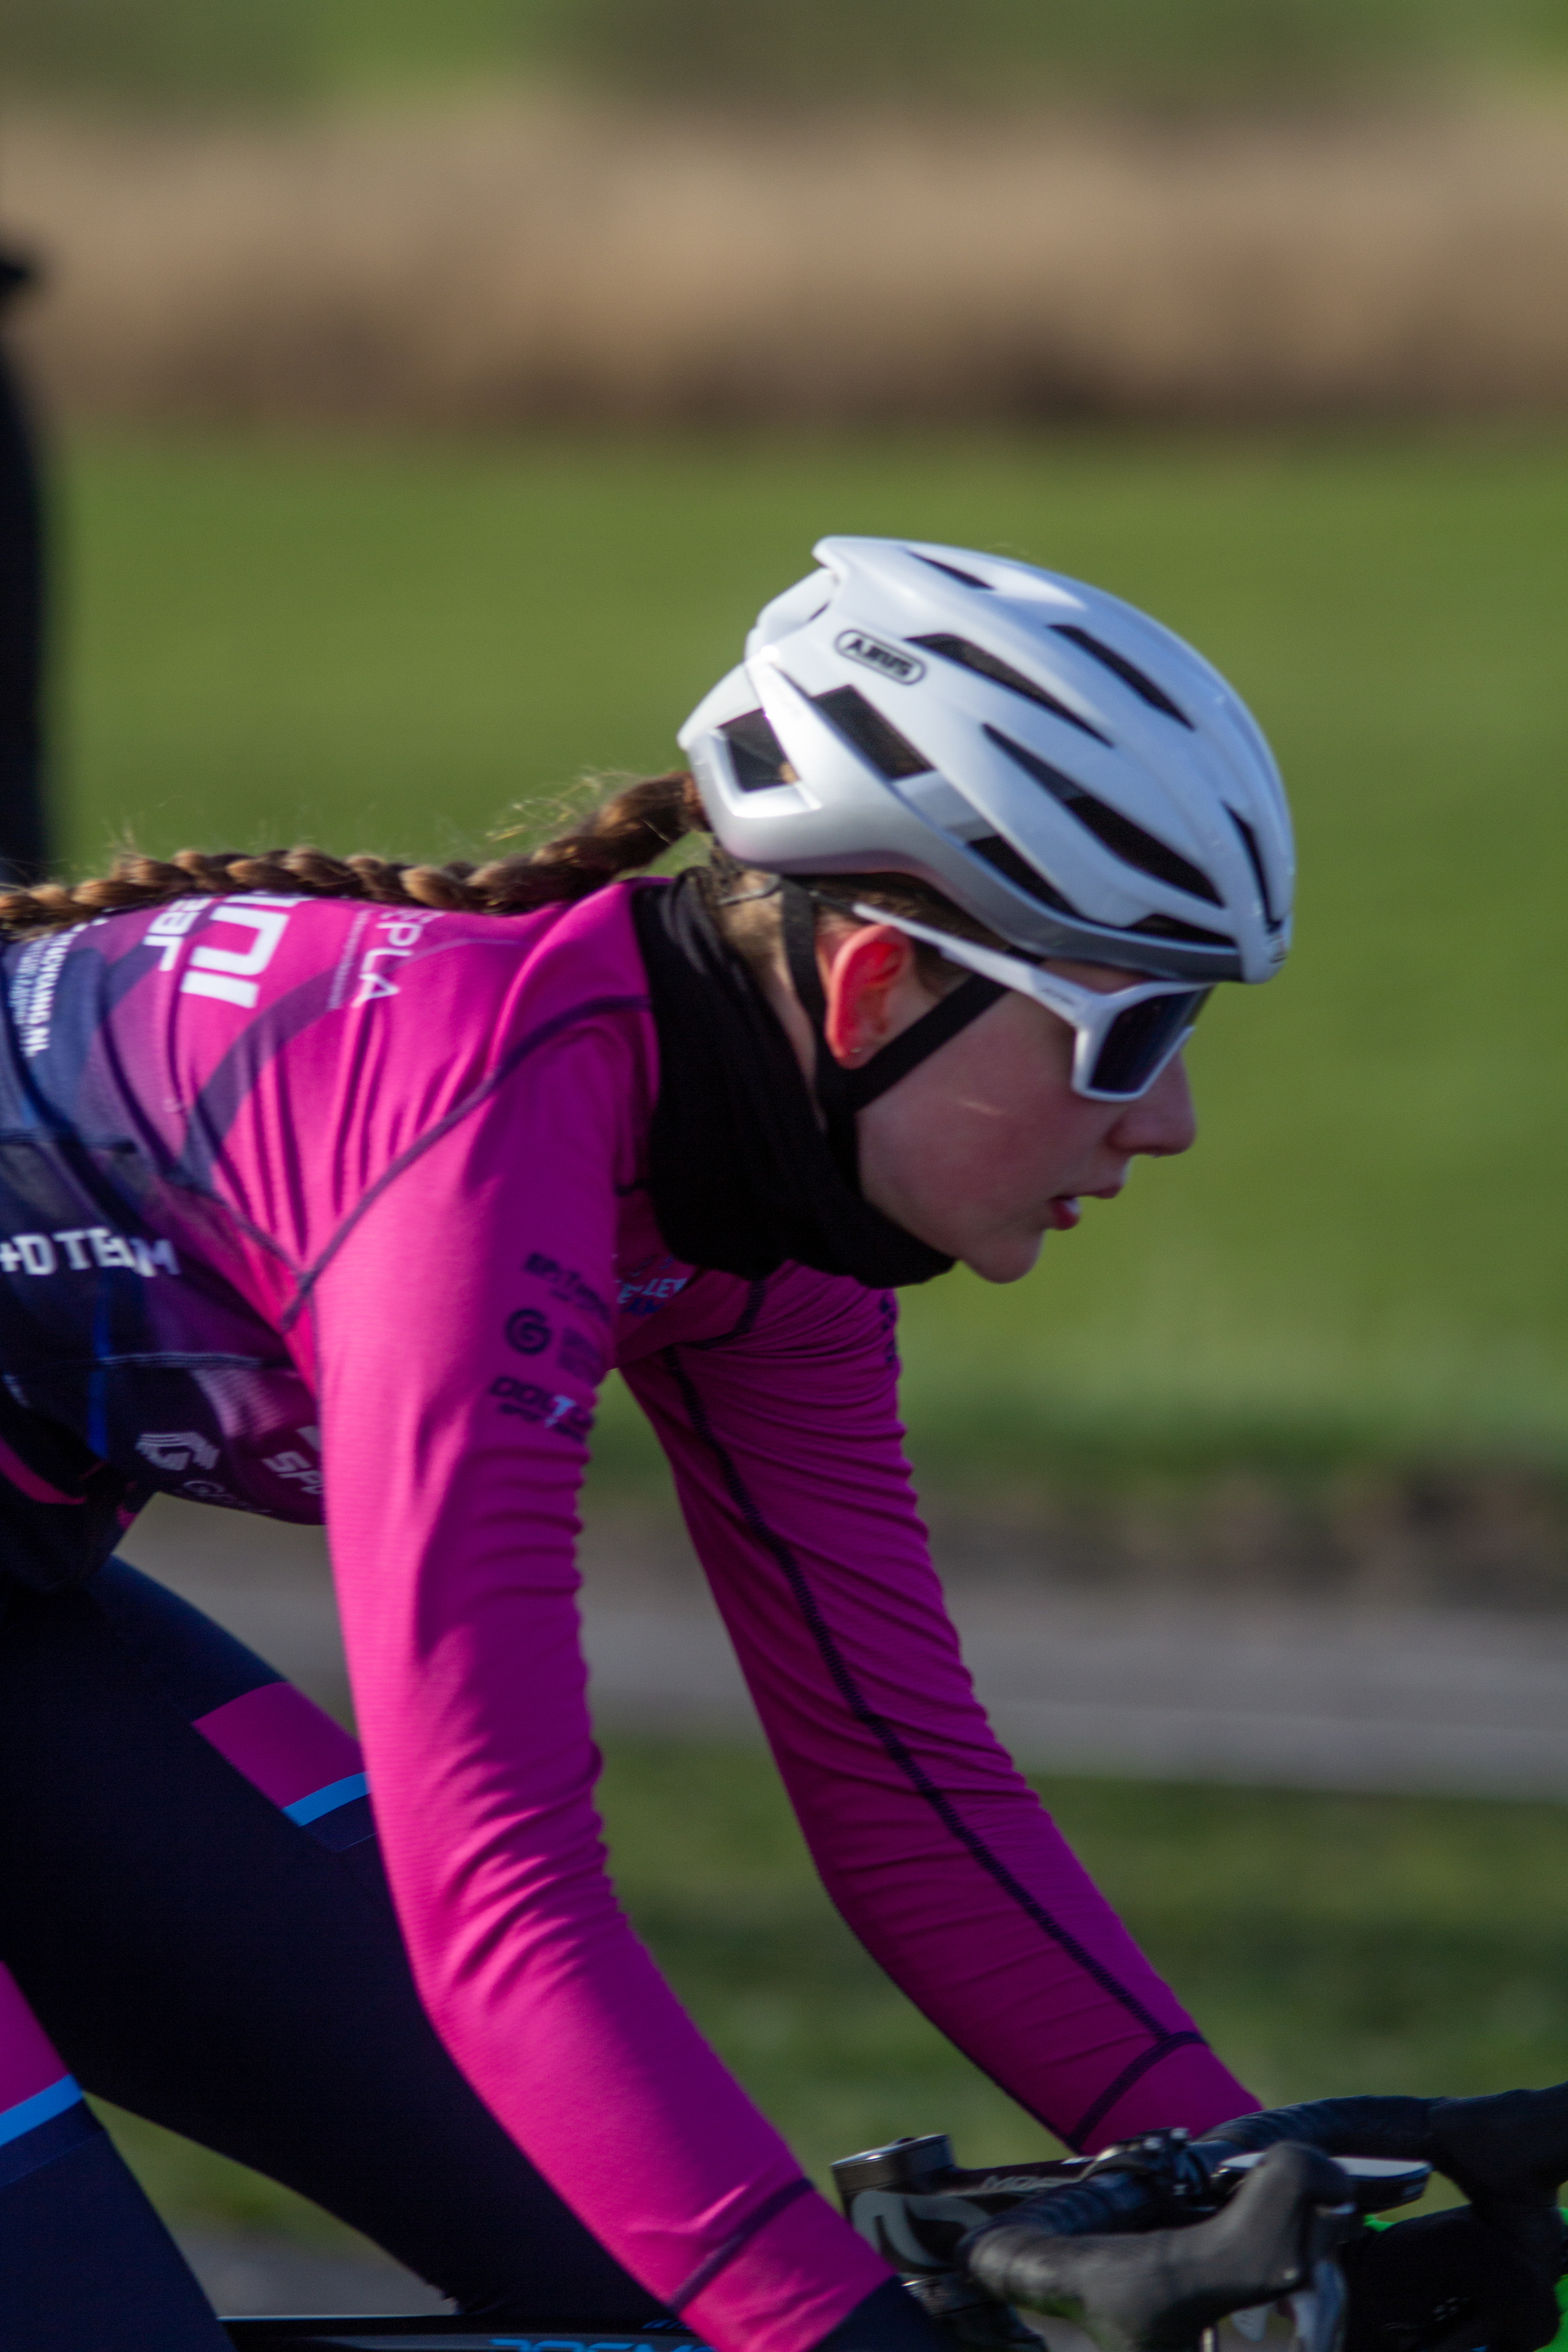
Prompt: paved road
<box><xmin>177</xmin><ymin>2230</ymin><xmax>447</xmax><ymax>2320</ymax></box>
<box><xmin>124</xmin><ymin>1495</ymin><xmax>1568</xmax><ymax>1800</ymax></box>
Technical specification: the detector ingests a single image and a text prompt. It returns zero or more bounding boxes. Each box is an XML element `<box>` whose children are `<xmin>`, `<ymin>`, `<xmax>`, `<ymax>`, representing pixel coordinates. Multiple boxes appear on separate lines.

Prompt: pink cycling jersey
<box><xmin>0</xmin><ymin>881</ymin><xmax>1251</xmax><ymax>2352</ymax></box>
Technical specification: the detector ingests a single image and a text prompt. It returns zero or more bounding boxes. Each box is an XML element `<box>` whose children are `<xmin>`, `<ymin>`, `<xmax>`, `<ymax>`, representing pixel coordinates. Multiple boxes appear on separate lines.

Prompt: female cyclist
<box><xmin>0</xmin><ymin>538</ymin><xmax>1291</xmax><ymax>2350</ymax></box>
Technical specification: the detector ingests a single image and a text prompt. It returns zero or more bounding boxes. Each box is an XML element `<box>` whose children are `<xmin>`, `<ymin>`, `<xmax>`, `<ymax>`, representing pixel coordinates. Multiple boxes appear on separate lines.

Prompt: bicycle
<box><xmin>220</xmin><ymin>2088</ymin><xmax>1568</xmax><ymax>2352</ymax></box>
<box><xmin>210</xmin><ymin>2146</ymin><xmax>1417</xmax><ymax>2352</ymax></box>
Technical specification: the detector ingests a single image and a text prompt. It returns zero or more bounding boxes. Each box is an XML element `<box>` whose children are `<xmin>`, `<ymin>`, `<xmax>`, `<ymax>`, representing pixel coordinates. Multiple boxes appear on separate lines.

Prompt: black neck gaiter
<box><xmin>631</xmin><ymin>872</ymin><xmax>955</xmax><ymax>1288</ymax></box>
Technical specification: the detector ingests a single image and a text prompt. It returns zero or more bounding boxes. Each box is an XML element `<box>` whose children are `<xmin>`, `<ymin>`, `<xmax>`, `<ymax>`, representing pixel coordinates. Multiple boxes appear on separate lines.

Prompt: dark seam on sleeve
<box><xmin>662</xmin><ymin>1340</ymin><xmax>1210</xmax><ymax>2142</ymax></box>
<box><xmin>166</xmin><ymin>1190</ymin><xmax>301</xmax><ymax>1277</ymax></box>
<box><xmin>1065</xmin><ymin>2031</ymin><xmax>1207</xmax><ymax>2151</ymax></box>
<box><xmin>668</xmin><ymin>2175</ymin><xmax>814</xmax><ymax>2312</ymax></box>
<box><xmin>278</xmin><ymin>993</ymin><xmax>649</xmax><ymax>1330</ymax></box>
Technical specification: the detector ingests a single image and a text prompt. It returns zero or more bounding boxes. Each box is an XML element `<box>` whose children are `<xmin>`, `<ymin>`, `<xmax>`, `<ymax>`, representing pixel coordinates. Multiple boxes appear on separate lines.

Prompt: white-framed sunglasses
<box><xmin>851</xmin><ymin>903</ymin><xmax>1211</xmax><ymax>1102</ymax></box>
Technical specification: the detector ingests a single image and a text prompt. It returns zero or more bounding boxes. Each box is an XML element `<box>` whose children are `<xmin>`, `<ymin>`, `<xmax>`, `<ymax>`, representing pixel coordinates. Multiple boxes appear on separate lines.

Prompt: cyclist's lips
<box><xmin>1044</xmin><ymin>1181</ymin><xmax>1124</xmax><ymax>1232</ymax></box>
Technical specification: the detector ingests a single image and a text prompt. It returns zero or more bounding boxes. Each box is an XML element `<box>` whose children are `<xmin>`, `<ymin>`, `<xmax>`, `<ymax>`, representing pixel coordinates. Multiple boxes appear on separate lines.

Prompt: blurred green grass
<box><xmin>5</xmin><ymin>0</ymin><xmax>1567</xmax><ymax>109</ymax></box>
<box><xmin>555</xmin><ymin>0</ymin><xmax>1568</xmax><ymax>108</ymax></box>
<box><xmin>101</xmin><ymin>1741</ymin><xmax>1568</xmax><ymax>2238</ymax></box>
<box><xmin>55</xmin><ymin>428</ymin><xmax>1567</xmax><ymax>1480</ymax></box>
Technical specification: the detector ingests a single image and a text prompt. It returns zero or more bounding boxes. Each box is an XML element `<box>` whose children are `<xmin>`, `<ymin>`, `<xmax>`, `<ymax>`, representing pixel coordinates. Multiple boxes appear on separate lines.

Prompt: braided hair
<box><xmin>0</xmin><ymin>765</ymin><xmax>997</xmax><ymax>1010</ymax></box>
<box><xmin>0</xmin><ymin>772</ymin><xmax>709</xmax><ymax>937</ymax></box>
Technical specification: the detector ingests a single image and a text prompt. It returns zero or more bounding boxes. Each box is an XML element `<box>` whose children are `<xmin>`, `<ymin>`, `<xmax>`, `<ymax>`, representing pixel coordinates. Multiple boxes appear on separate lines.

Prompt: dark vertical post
<box><xmin>0</xmin><ymin>252</ymin><xmax>48</xmax><ymax>884</ymax></box>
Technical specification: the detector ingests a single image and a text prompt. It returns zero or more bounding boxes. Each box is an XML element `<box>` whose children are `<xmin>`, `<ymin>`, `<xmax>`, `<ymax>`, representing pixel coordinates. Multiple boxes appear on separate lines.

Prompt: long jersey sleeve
<box><xmin>0</xmin><ymin>879</ymin><xmax>1251</xmax><ymax>2352</ymax></box>
<box><xmin>622</xmin><ymin>1279</ymin><xmax>1251</xmax><ymax>2155</ymax></box>
<box><xmin>309</xmin><ymin>1016</ymin><xmax>895</xmax><ymax>2352</ymax></box>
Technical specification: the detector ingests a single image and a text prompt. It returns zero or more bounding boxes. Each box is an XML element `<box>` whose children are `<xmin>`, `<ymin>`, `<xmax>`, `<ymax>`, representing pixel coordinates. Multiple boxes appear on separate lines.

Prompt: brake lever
<box><xmin>1291</xmin><ymin>2255</ymin><xmax>1348</xmax><ymax>2352</ymax></box>
<box><xmin>1198</xmin><ymin>2252</ymin><xmax>1348</xmax><ymax>2352</ymax></box>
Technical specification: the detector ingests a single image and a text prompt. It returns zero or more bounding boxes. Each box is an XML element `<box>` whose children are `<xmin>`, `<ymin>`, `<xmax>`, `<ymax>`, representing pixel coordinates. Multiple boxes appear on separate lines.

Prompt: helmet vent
<box><xmin>968</xmin><ymin>832</ymin><xmax>1080</xmax><ymax>916</ymax></box>
<box><xmin>909</xmin><ymin>634</ymin><xmax>1110</xmax><ymax>744</ymax></box>
<box><xmin>911</xmin><ymin>552</ymin><xmax>991</xmax><ymax>590</ymax></box>
<box><xmin>1130</xmin><ymin>913</ymin><xmax>1233</xmax><ymax>946</ymax></box>
<box><xmin>984</xmin><ymin>724</ymin><xmax>1222</xmax><ymax>906</ymax></box>
<box><xmin>720</xmin><ymin>710</ymin><xmax>798</xmax><ymax>792</ymax></box>
<box><xmin>1229</xmin><ymin>809</ymin><xmax>1279</xmax><ymax>926</ymax></box>
<box><xmin>1050</xmin><ymin>625</ymin><xmax>1194</xmax><ymax>729</ymax></box>
<box><xmin>811</xmin><ymin>685</ymin><xmax>934</xmax><ymax>780</ymax></box>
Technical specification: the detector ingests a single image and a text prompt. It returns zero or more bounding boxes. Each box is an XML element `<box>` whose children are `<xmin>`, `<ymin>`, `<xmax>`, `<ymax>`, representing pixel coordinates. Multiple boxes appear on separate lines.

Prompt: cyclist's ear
<box><xmin>822</xmin><ymin>923</ymin><xmax>924</xmax><ymax>1069</ymax></box>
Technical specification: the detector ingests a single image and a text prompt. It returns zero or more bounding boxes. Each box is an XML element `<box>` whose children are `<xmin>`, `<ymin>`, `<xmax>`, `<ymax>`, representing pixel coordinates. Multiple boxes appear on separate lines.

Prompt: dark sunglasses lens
<box><xmin>1088</xmin><ymin>989</ymin><xmax>1210</xmax><ymax>1095</ymax></box>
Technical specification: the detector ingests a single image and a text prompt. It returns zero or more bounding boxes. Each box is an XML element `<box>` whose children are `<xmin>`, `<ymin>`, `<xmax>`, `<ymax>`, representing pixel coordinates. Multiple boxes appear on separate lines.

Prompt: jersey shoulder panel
<box><xmin>0</xmin><ymin>887</ymin><xmax>661</xmax><ymax>1561</ymax></box>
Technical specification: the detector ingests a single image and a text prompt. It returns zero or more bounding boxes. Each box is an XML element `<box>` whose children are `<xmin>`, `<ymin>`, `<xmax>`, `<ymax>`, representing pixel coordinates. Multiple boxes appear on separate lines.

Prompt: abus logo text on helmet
<box><xmin>836</xmin><ymin>630</ymin><xmax>925</xmax><ymax>685</ymax></box>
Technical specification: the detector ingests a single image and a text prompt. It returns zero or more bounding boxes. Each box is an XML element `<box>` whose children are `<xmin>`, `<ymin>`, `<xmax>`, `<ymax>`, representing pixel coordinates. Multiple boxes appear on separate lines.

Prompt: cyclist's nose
<box><xmin>1110</xmin><ymin>1054</ymin><xmax>1197</xmax><ymax>1158</ymax></box>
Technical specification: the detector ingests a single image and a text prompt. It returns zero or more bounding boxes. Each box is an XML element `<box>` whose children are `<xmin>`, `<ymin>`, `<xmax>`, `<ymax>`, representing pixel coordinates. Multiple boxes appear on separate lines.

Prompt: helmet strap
<box><xmin>778</xmin><ymin>880</ymin><xmax>1004</xmax><ymax>1184</ymax></box>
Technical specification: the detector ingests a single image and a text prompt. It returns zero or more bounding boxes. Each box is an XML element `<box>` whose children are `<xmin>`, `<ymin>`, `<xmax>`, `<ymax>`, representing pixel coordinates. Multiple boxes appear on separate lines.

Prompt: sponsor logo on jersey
<box><xmin>523</xmin><ymin>1252</ymin><xmax>611</xmax><ymax>1328</ymax></box>
<box><xmin>144</xmin><ymin>897</ymin><xmax>209</xmax><ymax>970</ymax></box>
<box><xmin>177</xmin><ymin>897</ymin><xmax>299</xmax><ymax>1012</ymax></box>
<box><xmin>350</xmin><ymin>906</ymin><xmax>442</xmax><ymax>1007</ymax></box>
<box><xmin>0</xmin><ymin>1229</ymin><xmax>181</xmax><ymax>1279</ymax></box>
<box><xmin>181</xmin><ymin>1477</ymin><xmax>265</xmax><ymax>1509</ymax></box>
<box><xmin>617</xmin><ymin>1256</ymin><xmax>691</xmax><ymax>1318</ymax></box>
<box><xmin>263</xmin><ymin>1425</ymin><xmax>324</xmax><ymax>1494</ymax></box>
<box><xmin>137</xmin><ymin>1430</ymin><xmax>220</xmax><ymax>1475</ymax></box>
<box><xmin>835</xmin><ymin>629</ymin><xmax>925</xmax><ymax>685</ymax></box>
<box><xmin>11</xmin><ymin>929</ymin><xmax>74</xmax><ymax>1057</ymax></box>
<box><xmin>505</xmin><ymin>1308</ymin><xmax>552</xmax><ymax>1356</ymax></box>
<box><xmin>556</xmin><ymin>1327</ymin><xmax>605</xmax><ymax>1385</ymax></box>
<box><xmin>489</xmin><ymin>1376</ymin><xmax>593</xmax><ymax>1444</ymax></box>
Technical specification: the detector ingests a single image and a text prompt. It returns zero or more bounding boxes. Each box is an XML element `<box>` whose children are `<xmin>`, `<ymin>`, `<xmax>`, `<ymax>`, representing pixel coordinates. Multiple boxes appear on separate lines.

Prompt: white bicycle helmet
<box><xmin>679</xmin><ymin>537</ymin><xmax>1292</xmax><ymax>988</ymax></box>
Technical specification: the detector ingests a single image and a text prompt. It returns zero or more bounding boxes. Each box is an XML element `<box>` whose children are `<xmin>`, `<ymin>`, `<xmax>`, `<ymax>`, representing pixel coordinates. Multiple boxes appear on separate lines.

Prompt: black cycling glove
<box><xmin>1342</xmin><ymin>2209</ymin><xmax>1560</xmax><ymax>2352</ymax></box>
<box><xmin>1206</xmin><ymin>2085</ymin><xmax>1568</xmax><ymax>2352</ymax></box>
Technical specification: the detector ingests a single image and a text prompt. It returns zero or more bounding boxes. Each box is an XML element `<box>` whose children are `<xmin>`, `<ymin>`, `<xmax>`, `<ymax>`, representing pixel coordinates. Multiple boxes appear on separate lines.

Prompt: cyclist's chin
<box><xmin>956</xmin><ymin>1227</ymin><xmax>1047</xmax><ymax>1284</ymax></box>
<box><xmin>876</xmin><ymin>1190</ymin><xmax>1044</xmax><ymax>1282</ymax></box>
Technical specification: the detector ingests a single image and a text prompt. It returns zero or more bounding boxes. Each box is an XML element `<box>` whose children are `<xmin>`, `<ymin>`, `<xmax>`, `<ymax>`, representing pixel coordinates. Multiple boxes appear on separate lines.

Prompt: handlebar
<box><xmin>832</xmin><ymin>2129</ymin><xmax>1428</xmax><ymax>2273</ymax></box>
<box><xmin>832</xmin><ymin>2127</ymin><xmax>1429</xmax><ymax>2352</ymax></box>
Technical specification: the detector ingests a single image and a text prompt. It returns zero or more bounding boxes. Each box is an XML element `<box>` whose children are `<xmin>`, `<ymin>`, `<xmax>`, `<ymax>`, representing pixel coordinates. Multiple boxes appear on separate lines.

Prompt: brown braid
<box><xmin>0</xmin><ymin>772</ymin><xmax>710</xmax><ymax>938</ymax></box>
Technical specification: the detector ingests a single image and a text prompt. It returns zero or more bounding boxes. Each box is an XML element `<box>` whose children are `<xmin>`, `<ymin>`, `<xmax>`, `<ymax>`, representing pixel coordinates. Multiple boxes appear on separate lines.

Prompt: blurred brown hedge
<box><xmin>7</xmin><ymin>99</ymin><xmax>1568</xmax><ymax>426</ymax></box>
